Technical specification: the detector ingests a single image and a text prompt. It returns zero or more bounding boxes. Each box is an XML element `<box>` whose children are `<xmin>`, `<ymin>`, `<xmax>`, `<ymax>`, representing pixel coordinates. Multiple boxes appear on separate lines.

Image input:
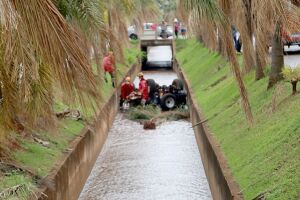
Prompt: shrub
<box><xmin>282</xmin><ymin>65</ymin><xmax>300</xmax><ymax>94</ymax></box>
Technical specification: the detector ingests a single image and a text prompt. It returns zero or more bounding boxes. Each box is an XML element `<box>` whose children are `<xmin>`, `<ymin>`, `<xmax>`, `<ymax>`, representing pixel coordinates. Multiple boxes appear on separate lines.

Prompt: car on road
<box><xmin>144</xmin><ymin>23</ymin><xmax>157</xmax><ymax>31</ymax></box>
<box><xmin>128</xmin><ymin>23</ymin><xmax>158</xmax><ymax>40</ymax></box>
<box><xmin>282</xmin><ymin>31</ymin><xmax>300</xmax><ymax>48</ymax></box>
<box><xmin>128</xmin><ymin>25</ymin><xmax>138</xmax><ymax>40</ymax></box>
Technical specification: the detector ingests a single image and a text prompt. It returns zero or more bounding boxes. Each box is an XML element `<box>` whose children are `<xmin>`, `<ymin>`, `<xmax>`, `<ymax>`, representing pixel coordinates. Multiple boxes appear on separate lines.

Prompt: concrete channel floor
<box><xmin>79</xmin><ymin>71</ymin><xmax>212</xmax><ymax>200</ymax></box>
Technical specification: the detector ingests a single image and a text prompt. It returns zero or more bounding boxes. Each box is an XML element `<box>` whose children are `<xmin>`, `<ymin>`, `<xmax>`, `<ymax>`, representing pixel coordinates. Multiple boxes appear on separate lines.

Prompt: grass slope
<box><xmin>0</xmin><ymin>44</ymin><xmax>142</xmax><ymax>199</ymax></box>
<box><xmin>176</xmin><ymin>39</ymin><xmax>300</xmax><ymax>200</ymax></box>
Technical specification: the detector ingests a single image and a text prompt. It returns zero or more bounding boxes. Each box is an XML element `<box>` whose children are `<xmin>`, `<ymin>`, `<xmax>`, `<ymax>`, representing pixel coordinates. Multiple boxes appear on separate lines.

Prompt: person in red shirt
<box><xmin>137</xmin><ymin>72</ymin><xmax>149</xmax><ymax>106</ymax></box>
<box><xmin>120</xmin><ymin>76</ymin><xmax>134</xmax><ymax>107</ymax></box>
<box><xmin>102</xmin><ymin>51</ymin><xmax>115</xmax><ymax>87</ymax></box>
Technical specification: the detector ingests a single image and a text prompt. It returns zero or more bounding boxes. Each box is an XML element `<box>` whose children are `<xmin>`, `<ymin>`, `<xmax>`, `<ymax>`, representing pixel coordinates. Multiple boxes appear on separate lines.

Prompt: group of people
<box><xmin>159</xmin><ymin>19</ymin><xmax>187</xmax><ymax>39</ymax></box>
<box><xmin>101</xmin><ymin>51</ymin><xmax>149</xmax><ymax>108</ymax></box>
<box><xmin>120</xmin><ymin>72</ymin><xmax>149</xmax><ymax>108</ymax></box>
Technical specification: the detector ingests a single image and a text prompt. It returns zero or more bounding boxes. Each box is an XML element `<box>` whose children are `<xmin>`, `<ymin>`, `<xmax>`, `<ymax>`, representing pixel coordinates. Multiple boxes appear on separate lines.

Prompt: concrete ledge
<box><xmin>173</xmin><ymin>60</ymin><xmax>243</xmax><ymax>200</ymax></box>
<box><xmin>32</xmin><ymin>63</ymin><xmax>141</xmax><ymax>200</ymax></box>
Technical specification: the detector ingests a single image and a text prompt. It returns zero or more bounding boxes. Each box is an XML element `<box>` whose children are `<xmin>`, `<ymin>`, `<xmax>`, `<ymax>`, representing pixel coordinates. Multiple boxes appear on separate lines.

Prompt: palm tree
<box><xmin>180</xmin><ymin>0</ymin><xmax>254</xmax><ymax>124</ymax></box>
<box><xmin>0</xmin><ymin>0</ymin><xmax>157</xmax><ymax>148</ymax></box>
<box><xmin>232</xmin><ymin>0</ymin><xmax>256</xmax><ymax>74</ymax></box>
<box><xmin>0</xmin><ymin>0</ymin><xmax>101</xmax><ymax>134</ymax></box>
<box><xmin>251</xmin><ymin>0</ymin><xmax>300</xmax><ymax>88</ymax></box>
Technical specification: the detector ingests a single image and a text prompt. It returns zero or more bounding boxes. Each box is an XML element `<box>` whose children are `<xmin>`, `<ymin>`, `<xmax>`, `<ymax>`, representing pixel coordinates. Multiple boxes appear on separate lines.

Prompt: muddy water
<box><xmin>79</xmin><ymin>115</ymin><xmax>212</xmax><ymax>200</ymax></box>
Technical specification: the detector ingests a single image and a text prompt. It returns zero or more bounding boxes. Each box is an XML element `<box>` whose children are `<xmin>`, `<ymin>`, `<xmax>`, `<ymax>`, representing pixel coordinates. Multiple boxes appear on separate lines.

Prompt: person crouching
<box><xmin>120</xmin><ymin>76</ymin><xmax>134</xmax><ymax>108</ymax></box>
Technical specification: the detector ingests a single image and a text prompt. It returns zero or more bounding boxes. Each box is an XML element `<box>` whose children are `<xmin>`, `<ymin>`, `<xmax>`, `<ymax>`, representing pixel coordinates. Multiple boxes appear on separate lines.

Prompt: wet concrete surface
<box><xmin>79</xmin><ymin>115</ymin><xmax>212</xmax><ymax>200</ymax></box>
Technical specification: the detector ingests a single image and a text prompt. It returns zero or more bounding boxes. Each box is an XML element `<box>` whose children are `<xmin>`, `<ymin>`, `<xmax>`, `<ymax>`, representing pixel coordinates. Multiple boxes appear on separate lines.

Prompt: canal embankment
<box><xmin>0</xmin><ymin>45</ymin><xmax>143</xmax><ymax>200</ymax></box>
<box><xmin>174</xmin><ymin>60</ymin><xmax>243</xmax><ymax>200</ymax></box>
<box><xmin>78</xmin><ymin>70</ymin><xmax>212</xmax><ymax>200</ymax></box>
<box><xmin>20</xmin><ymin>39</ymin><xmax>299</xmax><ymax>200</ymax></box>
<box><xmin>30</xmin><ymin>61</ymin><xmax>141</xmax><ymax>200</ymax></box>
<box><xmin>176</xmin><ymin>39</ymin><xmax>300</xmax><ymax>200</ymax></box>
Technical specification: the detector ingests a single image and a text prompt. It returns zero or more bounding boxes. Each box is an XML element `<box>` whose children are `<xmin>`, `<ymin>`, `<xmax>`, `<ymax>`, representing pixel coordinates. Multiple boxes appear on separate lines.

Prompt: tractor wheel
<box><xmin>160</xmin><ymin>93</ymin><xmax>176</xmax><ymax>111</ymax></box>
<box><xmin>147</xmin><ymin>79</ymin><xmax>156</xmax><ymax>94</ymax></box>
<box><xmin>172</xmin><ymin>78</ymin><xmax>184</xmax><ymax>90</ymax></box>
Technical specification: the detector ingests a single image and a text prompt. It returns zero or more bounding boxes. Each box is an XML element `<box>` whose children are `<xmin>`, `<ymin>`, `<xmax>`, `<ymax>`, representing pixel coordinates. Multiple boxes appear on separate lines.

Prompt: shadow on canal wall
<box><xmin>173</xmin><ymin>60</ymin><xmax>243</xmax><ymax>200</ymax></box>
<box><xmin>32</xmin><ymin>63</ymin><xmax>141</xmax><ymax>200</ymax></box>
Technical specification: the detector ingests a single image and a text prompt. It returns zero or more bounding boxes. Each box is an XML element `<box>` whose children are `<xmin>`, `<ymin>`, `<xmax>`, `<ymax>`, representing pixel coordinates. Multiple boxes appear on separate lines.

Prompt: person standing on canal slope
<box><xmin>102</xmin><ymin>51</ymin><xmax>116</xmax><ymax>88</ymax></box>
<box><xmin>137</xmin><ymin>72</ymin><xmax>149</xmax><ymax>106</ymax></box>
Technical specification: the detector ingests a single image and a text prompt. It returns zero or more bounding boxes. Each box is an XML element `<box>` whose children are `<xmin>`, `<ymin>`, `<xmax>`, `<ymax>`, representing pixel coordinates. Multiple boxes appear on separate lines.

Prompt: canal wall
<box><xmin>32</xmin><ymin>63</ymin><xmax>141</xmax><ymax>200</ymax></box>
<box><xmin>173</xmin><ymin>60</ymin><xmax>243</xmax><ymax>200</ymax></box>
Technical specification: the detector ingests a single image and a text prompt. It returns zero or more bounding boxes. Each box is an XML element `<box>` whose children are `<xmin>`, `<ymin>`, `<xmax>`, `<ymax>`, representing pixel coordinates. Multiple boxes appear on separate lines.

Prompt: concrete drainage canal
<box><xmin>78</xmin><ymin>70</ymin><xmax>212</xmax><ymax>200</ymax></box>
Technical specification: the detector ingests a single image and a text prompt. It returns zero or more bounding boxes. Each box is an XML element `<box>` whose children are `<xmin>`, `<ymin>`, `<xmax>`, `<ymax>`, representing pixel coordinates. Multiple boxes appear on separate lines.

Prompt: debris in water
<box><xmin>143</xmin><ymin>120</ymin><xmax>156</xmax><ymax>129</ymax></box>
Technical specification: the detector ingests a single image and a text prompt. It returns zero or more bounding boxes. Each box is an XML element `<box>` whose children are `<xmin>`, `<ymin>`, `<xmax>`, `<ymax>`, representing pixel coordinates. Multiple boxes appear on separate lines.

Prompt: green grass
<box><xmin>13</xmin><ymin>119</ymin><xmax>85</xmax><ymax>177</ymax></box>
<box><xmin>0</xmin><ymin>44</ymin><xmax>142</xmax><ymax>199</ymax></box>
<box><xmin>176</xmin><ymin>39</ymin><xmax>300</xmax><ymax>200</ymax></box>
<box><xmin>0</xmin><ymin>171</ymin><xmax>33</xmax><ymax>199</ymax></box>
<box><xmin>125</xmin><ymin>105</ymin><xmax>161</xmax><ymax>121</ymax></box>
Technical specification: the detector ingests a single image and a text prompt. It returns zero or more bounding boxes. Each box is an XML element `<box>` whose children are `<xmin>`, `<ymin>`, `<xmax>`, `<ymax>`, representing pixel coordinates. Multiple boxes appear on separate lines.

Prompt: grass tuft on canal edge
<box><xmin>176</xmin><ymin>39</ymin><xmax>300</xmax><ymax>200</ymax></box>
<box><xmin>0</xmin><ymin>44</ymin><xmax>142</xmax><ymax>199</ymax></box>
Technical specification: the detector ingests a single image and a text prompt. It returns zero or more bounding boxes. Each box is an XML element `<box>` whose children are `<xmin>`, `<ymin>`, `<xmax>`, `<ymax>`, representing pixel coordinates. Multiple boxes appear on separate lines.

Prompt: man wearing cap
<box><xmin>120</xmin><ymin>76</ymin><xmax>135</xmax><ymax>107</ymax></box>
<box><xmin>137</xmin><ymin>72</ymin><xmax>149</xmax><ymax>106</ymax></box>
<box><xmin>102</xmin><ymin>51</ymin><xmax>115</xmax><ymax>87</ymax></box>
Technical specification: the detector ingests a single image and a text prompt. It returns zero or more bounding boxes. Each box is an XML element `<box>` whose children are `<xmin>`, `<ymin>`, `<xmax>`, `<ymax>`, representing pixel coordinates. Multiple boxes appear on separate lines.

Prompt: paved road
<box><xmin>284</xmin><ymin>45</ymin><xmax>300</xmax><ymax>68</ymax></box>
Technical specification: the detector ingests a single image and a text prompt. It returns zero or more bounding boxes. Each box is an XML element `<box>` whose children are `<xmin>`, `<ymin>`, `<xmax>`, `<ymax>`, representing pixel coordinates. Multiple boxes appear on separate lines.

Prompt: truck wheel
<box><xmin>161</xmin><ymin>93</ymin><xmax>176</xmax><ymax>110</ymax></box>
<box><xmin>172</xmin><ymin>78</ymin><xmax>184</xmax><ymax>90</ymax></box>
<box><xmin>147</xmin><ymin>79</ymin><xmax>156</xmax><ymax>94</ymax></box>
<box><xmin>129</xmin><ymin>34</ymin><xmax>138</xmax><ymax>40</ymax></box>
